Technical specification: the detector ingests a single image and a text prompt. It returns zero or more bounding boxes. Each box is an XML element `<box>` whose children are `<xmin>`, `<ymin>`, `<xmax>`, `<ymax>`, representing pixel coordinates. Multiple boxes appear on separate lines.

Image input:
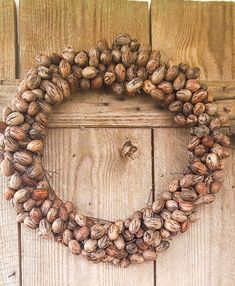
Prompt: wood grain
<box><xmin>19</xmin><ymin>0</ymin><xmax>148</xmax><ymax>77</ymax></box>
<box><xmin>152</xmin><ymin>4</ymin><xmax>235</xmax><ymax>283</ymax></box>
<box><xmin>0</xmin><ymin>1</ymin><xmax>19</xmax><ymax>284</ymax></box>
<box><xmin>19</xmin><ymin>0</ymin><xmax>155</xmax><ymax>285</ymax></box>
<box><xmin>0</xmin><ymin>0</ymin><xmax>233</xmax><ymax>285</ymax></box>
<box><xmin>0</xmin><ymin>176</ymin><xmax>20</xmax><ymax>286</ymax></box>
<box><xmin>0</xmin><ymin>85</ymin><xmax>20</xmax><ymax>286</ymax></box>
<box><xmin>0</xmin><ymin>83</ymin><xmax>234</xmax><ymax>128</ymax></box>
<box><xmin>21</xmin><ymin>128</ymin><xmax>154</xmax><ymax>286</ymax></box>
<box><xmin>2</xmin><ymin>79</ymin><xmax>235</xmax><ymax>100</ymax></box>
<box><xmin>151</xmin><ymin>0</ymin><xmax>235</xmax><ymax>81</ymax></box>
<box><xmin>154</xmin><ymin>129</ymin><xmax>235</xmax><ymax>286</ymax></box>
<box><xmin>0</xmin><ymin>0</ymin><xmax>17</xmax><ymax>79</ymax></box>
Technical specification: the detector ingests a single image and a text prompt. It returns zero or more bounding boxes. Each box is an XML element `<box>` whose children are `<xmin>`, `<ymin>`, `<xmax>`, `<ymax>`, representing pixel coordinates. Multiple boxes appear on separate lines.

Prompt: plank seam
<box><xmin>17</xmin><ymin>224</ymin><xmax>22</xmax><ymax>286</ymax></box>
<box><xmin>14</xmin><ymin>0</ymin><xmax>19</xmax><ymax>79</ymax></box>
<box><xmin>149</xmin><ymin>0</ymin><xmax>152</xmax><ymax>46</ymax></box>
<box><xmin>151</xmin><ymin>129</ymin><xmax>157</xmax><ymax>286</ymax></box>
<box><xmin>45</xmin><ymin>125</ymin><xmax>234</xmax><ymax>130</ymax></box>
<box><xmin>13</xmin><ymin>0</ymin><xmax>22</xmax><ymax>283</ymax></box>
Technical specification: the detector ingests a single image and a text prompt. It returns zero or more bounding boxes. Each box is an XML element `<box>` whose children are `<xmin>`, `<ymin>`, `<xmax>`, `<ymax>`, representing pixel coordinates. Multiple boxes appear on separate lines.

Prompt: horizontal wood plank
<box><xmin>0</xmin><ymin>83</ymin><xmax>234</xmax><ymax>128</ymax></box>
<box><xmin>0</xmin><ymin>0</ymin><xmax>233</xmax><ymax>284</ymax></box>
<box><xmin>2</xmin><ymin>79</ymin><xmax>235</xmax><ymax>102</ymax></box>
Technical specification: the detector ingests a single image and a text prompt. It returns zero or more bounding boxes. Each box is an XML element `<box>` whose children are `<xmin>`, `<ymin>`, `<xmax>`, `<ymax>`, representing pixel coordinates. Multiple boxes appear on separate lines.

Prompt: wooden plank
<box><xmin>0</xmin><ymin>177</ymin><xmax>20</xmax><ymax>286</ymax></box>
<box><xmin>154</xmin><ymin>128</ymin><xmax>235</xmax><ymax>286</ymax></box>
<box><xmin>0</xmin><ymin>89</ymin><xmax>20</xmax><ymax>284</ymax></box>
<box><xmin>208</xmin><ymin>81</ymin><xmax>235</xmax><ymax>100</ymax></box>
<box><xmin>0</xmin><ymin>85</ymin><xmax>17</xmax><ymax>112</ymax></box>
<box><xmin>0</xmin><ymin>0</ymin><xmax>17</xmax><ymax>79</ymax></box>
<box><xmin>1</xmin><ymin>79</ymin><xmax>235</xmax><ymax>100</ymax></box>
<box><xmin>152</xmin><ymin>1</ymin><xmax>235</xmax><ymax>283</ymax></box>
<box><xmin>19</xmin><ymin>0</ymin><xmax>149</xmax><ymax>77</ymax></box>
<box><xmin>0</xmin><ymin>84</ymin><xmax>234</xmax><ymax>128</ymax></box>
<box><xmin>151</xmin><ymin>0</ymin><xmax>235</xmax><ymax>81</ymax></box>
<box><xmin>19</xmin><ymin>0</ymin><xmax>154</xmax><ymax>285</ymax></box>
<box><xmin>21</xmin><ymin>128</ymin><xmax>154</xmax><ymax>285</ymax></box>
<box><xmin>45</xmin><ymin>97</ymin><xmax>235</xmax><ymax>128</ymax></box>
<box><xmin>0</xmin><ymin>1</ymin><xmax>19</xmax><ymax>279</ymax></box>
<box><xmin>0</xmin><ymin>71</ymin><xmax>20</xmax><ymax>286</ymax></box>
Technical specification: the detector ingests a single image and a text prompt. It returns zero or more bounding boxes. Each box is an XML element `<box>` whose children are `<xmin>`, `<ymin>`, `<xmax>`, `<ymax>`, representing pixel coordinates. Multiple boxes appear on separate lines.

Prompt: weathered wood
<box><xmin>0</xmin><ymin>177</ymin><xmax>20</xmax><ymax>286</ymax></box>
<box><xmin>207</xmin><ymin>81</ymin><xmax>235</xmax><ymax>100</ymax></box>
<box><xmin>151</xmin><ymin>0</ymin><xmax>235</xmax><ymax>81</ymax></box>
<box><xmin>19</xmin><ymin>0</ymin><xmax>154</xmax><ymax>285</ymax></box>
<box><xmin>0</xmin><ymin>0</ymin><xmax>233</xmax><ymax>284</ymax></box>
<box><xmin>154</xmin><ymin>128</ymin><xmax>235</xmax><ymax>286</ymax></box>
<box><xmin>1</xmin><ymin>79</ymin><xmax>235</xmax><ymax>100</ymax></box>
<box><xmin>0</xmin><ymin>0</ymin><xmax>17</xmax><ymax>79</ymax></box>
<box><xmin>19</xmin><ymin>0</ymin><xmax>149</xmax><ymax>77</ymax></box>
<box><xmin>0</xmin><ymin>1</ymin><xmax>19</xmax><ymax>284</ymax></box>
<box><xmin>21</xmin><ymin>128</ymin><xmax>154</xmax><ymax>285</ymax></box>
<box><xmin>0</xmin><ymin>84</ymin><xmax>20</xmax><ymax>286</ymax></box>
<box><xmin>2</xmin><ymin>79</ymin><xmax>235</xmax><ymax>100</ymax></box>
<box><xmin>152</xmin><ymin>1</ymin><xmax>235</xmax><ymax>284</ymax></box>
<box><xmin>0</xmin><ymin>83</ymin><xmax>234</xmax><ymax>128</ymax></box>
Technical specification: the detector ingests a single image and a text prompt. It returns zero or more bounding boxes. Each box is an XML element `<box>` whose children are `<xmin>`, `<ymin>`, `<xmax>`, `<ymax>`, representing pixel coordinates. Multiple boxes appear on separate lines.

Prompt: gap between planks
<box><xmin>15</xmin><ymin>2</ymin><xmax>156</xmax><ymax>285</ymax></box>
<box><xmin>2</xmin><ymin>2</ymin><xmax>234</xmax><ymax>285</ymax></box>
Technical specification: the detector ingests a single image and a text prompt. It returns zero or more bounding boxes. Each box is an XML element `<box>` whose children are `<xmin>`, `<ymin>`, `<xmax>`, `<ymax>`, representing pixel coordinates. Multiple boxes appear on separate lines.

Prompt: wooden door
<box><xmin>0</xmin><ymin>1</ymin><xmax>235</xmax><ymax>285</ymax></box>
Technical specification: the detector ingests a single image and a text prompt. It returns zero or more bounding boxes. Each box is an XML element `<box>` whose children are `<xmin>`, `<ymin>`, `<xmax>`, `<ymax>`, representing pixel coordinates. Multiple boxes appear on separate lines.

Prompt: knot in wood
<box><xmin>120</xmin><ymin>140</ymin><xmax>138</xmax><ymax>158</ymax></box>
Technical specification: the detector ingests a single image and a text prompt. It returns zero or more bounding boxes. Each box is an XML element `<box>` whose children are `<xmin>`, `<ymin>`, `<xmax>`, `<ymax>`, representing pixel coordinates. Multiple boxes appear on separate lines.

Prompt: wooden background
<box><xmin>0</xmin><ymin>0</ymin><xmax>235</xmax><ymax>285</ymax></box>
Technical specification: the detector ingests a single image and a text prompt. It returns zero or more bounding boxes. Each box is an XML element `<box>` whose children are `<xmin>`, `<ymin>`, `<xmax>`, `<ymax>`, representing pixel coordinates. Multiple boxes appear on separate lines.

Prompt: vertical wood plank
<box><xmin>152</xmin><ymin>2</ymin><xmax>235</xmax><ymax>282</ymax></box>
<box><xmin>151</xmin><ymin>0</ymin><xmax>235</xmax><ymax>81</ymax></box>
<box><xmin>154</xmin><ymin>129</ymin><xmax>235</xmax><ymax>286</ymax></box>
<box><xmin>19</xmin><ymin>1</ymin><xmax>154</xmax><ymax>285</ymax></box>
<box><xmin>21</xmin><ymin>128</ymin><xmax>154</xmax><ymax>286</ymax></box>
<box><xmin>0</xmin><ymin>1</ymin><xmax>19</xmax><ymax>282</ymax></box>
<box><xmin>19</xmin><ymin>0</ymin><xmax>149</xmax><ymax>77</ymax></box>
<box><xmin>0</xmin><ymin>0</ymin><xmax>17</xmax><ymax>79</ymax></box>
<box><xmin>0</xmin><ymin>177</ymin><xmax>21</xmax><ymax>286</ymax></box>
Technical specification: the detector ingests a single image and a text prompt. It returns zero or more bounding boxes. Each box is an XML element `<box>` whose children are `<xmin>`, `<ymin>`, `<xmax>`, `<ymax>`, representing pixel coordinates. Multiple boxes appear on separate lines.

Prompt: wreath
<box><xmin>0</xmin><ymin>34</ymin><xmax>230</xmax><ymax>267</ymax></box>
